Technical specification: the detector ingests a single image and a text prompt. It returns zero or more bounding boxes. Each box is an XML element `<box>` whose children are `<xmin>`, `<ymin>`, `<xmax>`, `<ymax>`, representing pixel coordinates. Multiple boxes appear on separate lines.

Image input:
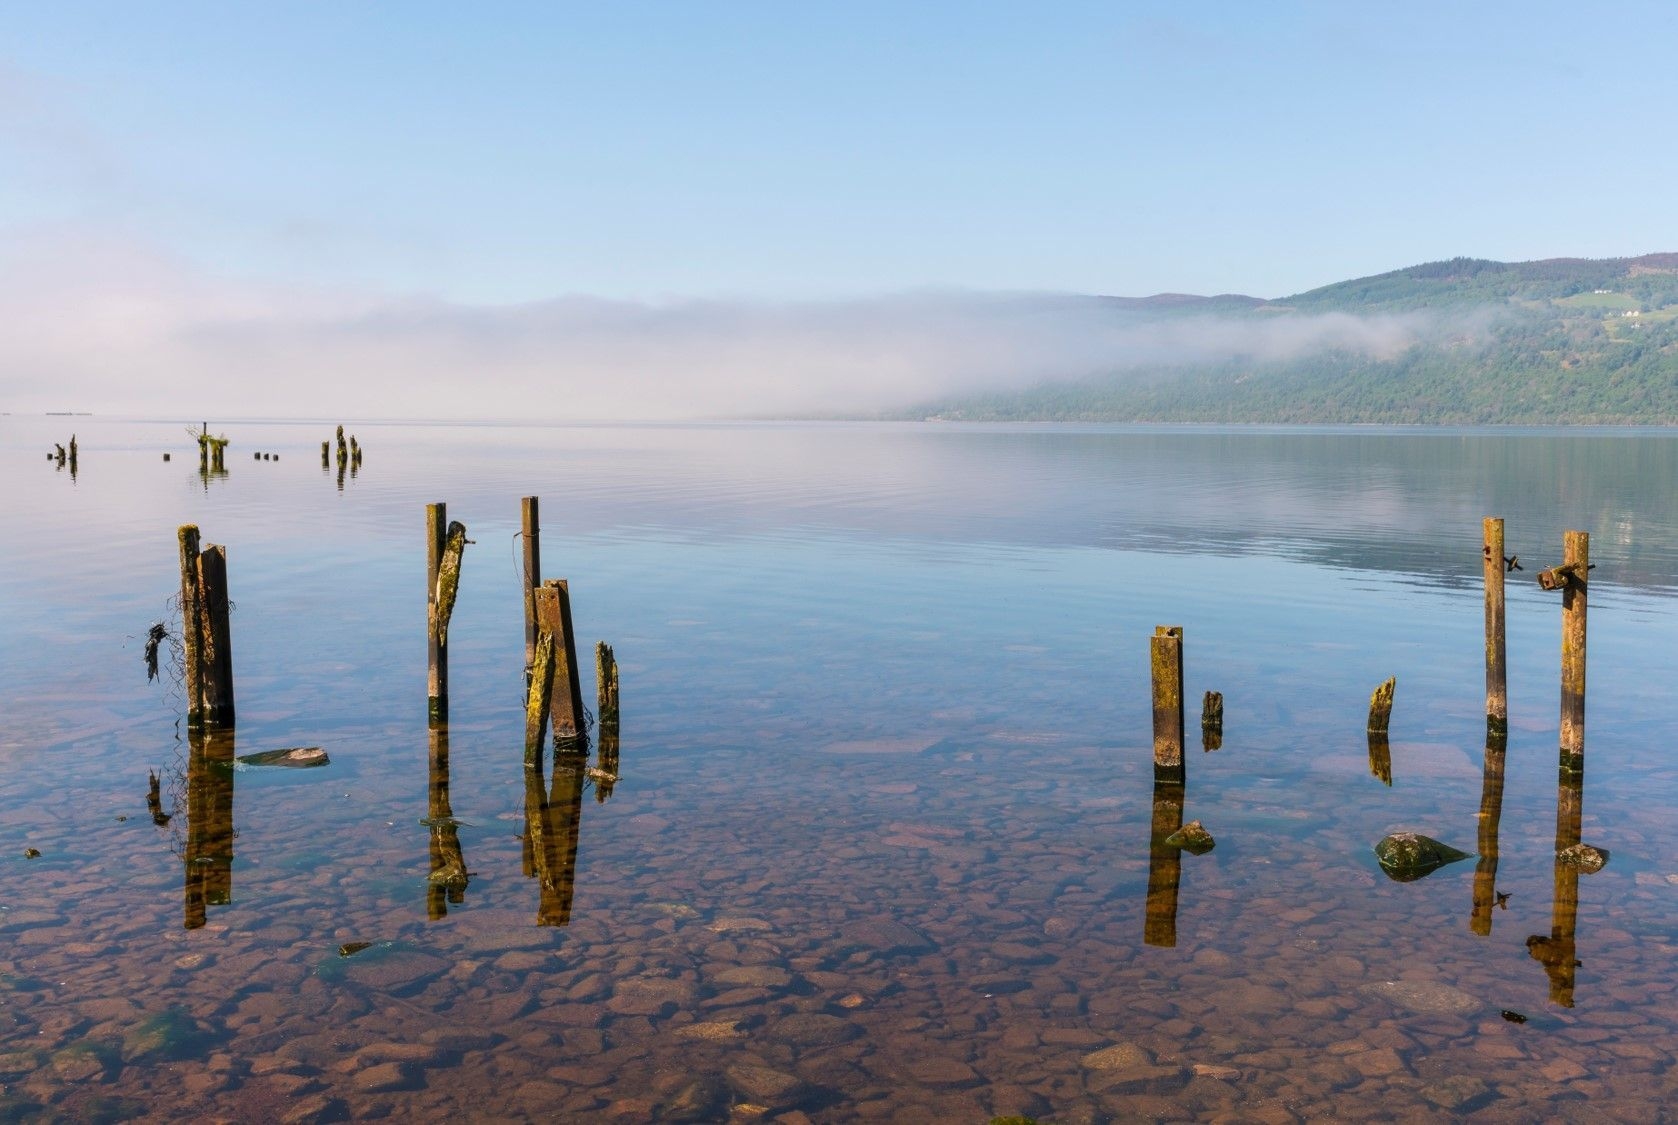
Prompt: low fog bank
<box><xmin>0</xmin><ymin>237</ymin><xmax>1473</xmax><ymax>420</ymax></box>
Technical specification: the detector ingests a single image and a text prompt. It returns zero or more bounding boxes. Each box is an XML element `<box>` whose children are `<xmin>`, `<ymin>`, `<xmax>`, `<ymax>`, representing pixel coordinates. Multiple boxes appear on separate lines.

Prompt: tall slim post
<box><xmin>522</xmin><ymin>496</ymin><xmax>541</xmax><ymax>679</ymax></box>
<box><xmin>1483</xmin><ymin>517</ymin><xmax>1507</xmax><ymax>733</ymax></box>
<box><xmin>1558</xmin><ymin>530</ymin><xmax>1588</xmax><ymax>772</ymax></box>
<box><xmin>197</xmin><ymin>544</ymin><xmax>235</xmax><ymax>728</ymax></box>
<box><xmin>426</xmin><ymin>503</ymin><xmax>448</xmax><ymax>726</ymax></box>
<box><xmin>1151</xmin><ymin>626</ymin><xmax>1185</xmax><ymax>783</ymax></box>
<box><xmin>178</xmin><ymin>525</ymin><xmax>205</xmax><ymax>728</ymax></box>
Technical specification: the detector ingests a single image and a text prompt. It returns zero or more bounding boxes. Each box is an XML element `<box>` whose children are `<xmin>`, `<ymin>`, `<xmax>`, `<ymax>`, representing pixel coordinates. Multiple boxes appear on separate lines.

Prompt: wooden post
<box><xmin>1150</xmin><ymin>626</ymin><xmax>1185</xmax><ymax>783</ymax></box>
<box><xmin>321</xmin><ymin>441</ymin><xmax>329</xmax><ymax>468</ymax></box>
<box><xmin>1367</xmin><ymin>677</ymin><xmax>1396</xmax><ymax>734</ymax></box>
<box><xmin>596</xmin><ymin>642</ymin><xmax>619</xmax><ymax>727</ymax></box>
<box><xmin>178</xmin><ymin>525</ymin><xmax>205</xmax><ymax>728</ymax></box>
<box><xmin>521</xmin><ymin>496</ymin><xmax>541</xmax><ymax>679</ymax></box>
<box><xmin>426</xmin><ymin>503</ymin><xmax>448</xmax><ymax>726</ymax></box>
<box><xmin>533</xmin><ymin>580</ymin><xmax>585</xmax><ymax>747</ymax></box>
<box><xmin>1200</xmin><ymin>690</ymin><xmax>1222</xmax><ymax>752</ymax></box>
<box><xmin>1484</xmin><ymin>517</ymin><xmax>1507</xmax><ymax>734</ymax></box>
<box><xmin>524</xmin><ymin>632</ymin><xmax>554</xmax><ymax>768</ymax></box>
<box><xmin>336</xmin><ymin>425</ymin><xmax>348</xmax><ymax>468</ymax></box>
<box><xmin>197</xmin><ymin>543</ymin><xmax>236</xmax><ymax>728</ymax></box>
<box><xmin>1559</xmin><ymin>530</ymin><xmax>1588</xmax><ymax>772</ymax></box>
<box><xmin>68</xmin><ymin>435</ymin><xmax>77</xmax><ymax>472</ymax></box>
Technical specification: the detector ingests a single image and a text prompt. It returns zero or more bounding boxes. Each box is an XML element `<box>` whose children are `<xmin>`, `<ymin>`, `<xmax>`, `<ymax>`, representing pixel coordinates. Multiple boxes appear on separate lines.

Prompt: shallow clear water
<box><xmin>4</xmin><ymin>418</ymin><xmax>1678</xmax><ymax>1122</ymax></box>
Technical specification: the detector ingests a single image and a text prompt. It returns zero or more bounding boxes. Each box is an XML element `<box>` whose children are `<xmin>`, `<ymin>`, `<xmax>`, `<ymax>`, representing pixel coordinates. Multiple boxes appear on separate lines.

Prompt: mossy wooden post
<box><xmin>533</xmin><ymin>579</ymin><xmax>585</xmax><ymax>747</ymax></box>
<box><xmin>320</xmin><ymin>441</ymin><xmax>329</xmax><ymax>468</ymax></box>
<box><xmin>197</xmin><ymin>543</ymin><xmax>235</xmax><ymax>728</ymax></box>
<box><xmin>596</xmin><ymin>642</ymin><xmax>618</xmax><ymax>727</ymax></box>
<box><xmin>1200</xmin><ymin>690</ymin><xmax>1222</xmax><ymax>751</ymax></box>
<box><xmin>336</xmin><ymin>425</ymin><xmax>348</xmax><ymax>468</ymax></box>
<box><xmin>524</xmin><ymin>632</ymin><xmax>555</xmax><ymax>768</ymax></box>
<box><xmin>178</xmin><ymin>525</ymin><xmax>206</xmax><ymax>727</ymax></box>
<box><xmin>68</xmin><ymin>435</ymin><xmax>77</xmax><ymax>472</ymax></box>
<box><xmin>1483</xmin><ymin>517</ymin><xmax>1508</xmax><ymax>733</ymax></box>
<box><xmin>1558</xmin><ymin>531</ymin><xmax>1588</xmax><ymax>772</ymax></box>
<box><xmin>426</xmin><ymin>503</ymin><xmax>448</xmax><ymax>726</ymax></box>
<box><xmin>1367</xmin><ymin>677</ymin><xmax>1396</xmax><ymax>734</ymax></box>
<box><xmin>521</xmin><ymin>496</ymin><xmax>541</xmax><ymax>679</ymax></box>
<box><xmin>1150</xmin><ymin>626</ymin><xmax>1185</xmax><ymax>783</ymax></box>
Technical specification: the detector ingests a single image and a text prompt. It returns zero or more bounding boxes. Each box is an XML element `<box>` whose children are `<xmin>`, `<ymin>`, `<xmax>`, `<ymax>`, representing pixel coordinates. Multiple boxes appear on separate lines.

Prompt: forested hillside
<box><xmin>911</xmin><ymin>255</ymin><xmax>1678</xmax><ymax>424</ymax></box>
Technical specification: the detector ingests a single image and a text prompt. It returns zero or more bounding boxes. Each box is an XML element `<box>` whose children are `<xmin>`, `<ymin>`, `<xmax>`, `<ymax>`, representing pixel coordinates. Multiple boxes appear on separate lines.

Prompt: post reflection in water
<box><xmin>523</xmin><ymin>754</ymin><xmax>585</xmax><ymax>927</ymax></box>
<box><xmin>1144</xmin><ymin>779</ymin><xmax>1185</xmax><ymax>949</ymax></box>
<box><xmin>1367</xmin><ymin>731</ymin><xmax>1392</xmax><ymax>787</ymax></box>
<box><xmin>183</xmin><ymin>729</ymin><xmax>236</xmax><ymax>930</ymax></box>
<box><xmin>1469</xmin><ymin>730</ymin><xmax>1509</xmax><ymax>936</ymax></box>
<box><xmin>1528</xmin><ymin>766</ymin><xmax>1585</xmax><ymax>1007</ymax></box>
<box><xmin>426</xmin><ymin>727</ymin><xmax>469</xmax><ymax>919</ymax></box>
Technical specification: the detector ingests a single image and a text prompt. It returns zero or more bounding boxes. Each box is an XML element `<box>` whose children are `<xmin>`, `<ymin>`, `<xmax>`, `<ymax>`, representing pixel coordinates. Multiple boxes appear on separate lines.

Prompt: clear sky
<box><xmin>4</xmin><ymin>2</ymin><xmax>1678</xmax><ymax>417</ymax></box>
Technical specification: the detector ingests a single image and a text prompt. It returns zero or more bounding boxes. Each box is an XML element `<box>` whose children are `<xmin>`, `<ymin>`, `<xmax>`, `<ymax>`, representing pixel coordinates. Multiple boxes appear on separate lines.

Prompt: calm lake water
<box><xmin>5</xmin><ymin>418</ymin><xmax>1678</xmax><ymax>1122</ymax></box>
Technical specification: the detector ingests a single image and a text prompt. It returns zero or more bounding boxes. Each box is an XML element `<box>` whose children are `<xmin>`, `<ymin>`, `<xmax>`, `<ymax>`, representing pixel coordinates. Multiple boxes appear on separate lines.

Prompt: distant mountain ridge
<box><xmin>910</xmin><ymin>253</ymin><xmax>1678</xmax><ymax>424</ymax></box>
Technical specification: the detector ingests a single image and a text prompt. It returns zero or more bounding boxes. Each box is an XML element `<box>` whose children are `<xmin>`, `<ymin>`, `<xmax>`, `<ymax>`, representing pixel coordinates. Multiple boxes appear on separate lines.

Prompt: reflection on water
<box><xmin>6</xmin><ymin>419</ymin><xmax>1678</xmax><ymax>1120</ymax></box>
<box><xmin>425</xmin><ymin>728</ymin><xmax>469</xmax><ymax>919</ymax></box>
<box><xmin>182</xmin><ymin>730</ymin><xmax>235</xmax><ymax>930</ymax></box>
<box><xmin>1470</xmin><ymin>731</ymin><xmax>1509</xmax><ymax>936</ymax></box>
<box><xmin>523</xmin><ymin>754</ymin><xmax>584</xmax><ymax>927</ymax></box>
<box><xmin>1529</xmin><ymin>767</ymin><xmax>1587</xmax><ymax>1009</ymax></box>
<box><xmin>1143</xmin><ymin>780</ymin><xmax>1185</xmax><ymax>948</ymax></box>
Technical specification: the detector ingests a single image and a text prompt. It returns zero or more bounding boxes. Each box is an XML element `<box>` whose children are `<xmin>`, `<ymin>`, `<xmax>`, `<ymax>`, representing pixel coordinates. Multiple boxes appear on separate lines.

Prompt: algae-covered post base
<box><xmin>521</xmin><ymin>496</ymin><xmax>541</xmax><ymax>680</ymax></box>
<box><xmin>534</xmin><ymin>579</ymin><xmax>586</xmax><ymax>749</ymax></box>
<box><xmin>1200</xmin><ymin>690</ymin><xmax>1223</xmax><ymax>752</ymax></box>
<box><xmin>425</xmin><ymin>503</ymin><xmax>449</xmax><ymax>727</ymax></box>
<box><xmin>1150</xmin><ymin>626</ymin><xmax>1185</xmax><ymax>783</ymax></box>
<box><xmin>1367</xmin><ymin>677</ymin><xmax>1396</xmax><ymax>735</ymax></box>
<box><xmin>1484</xmin><ymin>517</ymin><xmax>1508</xmax><ymax>733</ymax></box>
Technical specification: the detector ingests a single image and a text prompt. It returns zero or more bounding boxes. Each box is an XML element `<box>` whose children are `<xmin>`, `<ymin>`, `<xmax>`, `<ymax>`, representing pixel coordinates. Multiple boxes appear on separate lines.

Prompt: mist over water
<box><xmin>0</xmin><ymin>235</ymin><xmax>1464</xmax><ymax>420</ymax></box>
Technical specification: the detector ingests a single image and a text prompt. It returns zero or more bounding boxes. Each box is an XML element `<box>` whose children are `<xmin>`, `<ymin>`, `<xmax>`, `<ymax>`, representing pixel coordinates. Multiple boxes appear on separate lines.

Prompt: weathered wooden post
<box><xmin>596</xmin><ymin>642</ymin><xmax>618</xmax><ymax>727</ymax></box>
<box><xmin>1484</xmin><ymin>517</ymin><xmax>1508</xmax><ymax>734</ymax></box>
<box><xmin>533</xmin><ymin>579</ymin><xmax>586</xmax><ymax>748</ymax></box>
<box><xmin>1150</xmin><ymin>626</ymin><xmax>1185</xmax><ymax>783</ymax></box>
<box><xmin>524</xmin><ymin>632</ymin><xmax>555</xmax><ymax>768</ymax></box>
<box><xmin>1367</xmin><ymin>677</ymin><xmax>1395</xmax><ymax>734</ymax></box>
<box><xmin>68</xmin><ymin>435</ymin><xmax>77</xmax><ymax>472</ymax></box>
<box><xmin>320</xmin><ymin>441</ymin><xmax>329</xmax><ymax>468</ymax></box>
<box><xmin>1537</xmin><ymin>530</ymin><xmax>1588</xmax><ymax>773</ymax></box>
<box><xmin>336</xmin><ymin>425</ymin><xmax>348</xmax><ymax>468</ymax></box>
<box><xmin>522</xmin><ymin>496</ymin><xmax>541</xmax><ymax>678</ymax></box>
<box><xmin>177</xmin><ymin>525</ymin><xmax>235</xmax><ymax>729</ymax></box>
<box><xmin>1200</xmin><ymin>690</ymin><xmax>1222</xmax><ymax>751</ymax></box>
<box><xmin>198</xmin><ymin>543</ymin><xmax>235</xmax><ymax>727</ymax></box>
<box><xmin>426</xmin><ymin>503</ymin><xmax>449</xmax><ymax>726</ymax></box>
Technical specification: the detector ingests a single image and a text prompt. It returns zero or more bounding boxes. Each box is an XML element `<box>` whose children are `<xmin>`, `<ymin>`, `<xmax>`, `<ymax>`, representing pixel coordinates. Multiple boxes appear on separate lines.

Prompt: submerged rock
<box><xmin>238</xmin><ymin>747</ymin><xmax>329</xmax><ymax>769</ymax></box>
<box><xmin>1164</xmin><ymin>820</ymin><xmax>1215</xmax><ymax>854</ymax></box>
<box><xmin>1374</xmin><ymin>832</ymin><xmax>1472</xmax><ymax>882</ymax></box>
<box><xmin>120</xmin><ymin>1007</ymin><xmax>212</xmax><ymax>1063</ymax></box>
<box><xmin>1361</xmin><ymin>979</ymin><xmax>1481</xmax><ymax>1016</ymax></box>
<box><xmin>1557</xmin><ymin>843</ymin><xmax>1609</xmax><ymax>873</ymax></box>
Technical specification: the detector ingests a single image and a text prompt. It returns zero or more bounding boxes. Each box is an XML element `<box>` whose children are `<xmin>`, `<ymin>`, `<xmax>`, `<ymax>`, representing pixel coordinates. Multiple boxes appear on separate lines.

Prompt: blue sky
<box><xmin>3</xmin><ymin>3</ymin><xmax>1677</xmax><ymax>417</ymax></box>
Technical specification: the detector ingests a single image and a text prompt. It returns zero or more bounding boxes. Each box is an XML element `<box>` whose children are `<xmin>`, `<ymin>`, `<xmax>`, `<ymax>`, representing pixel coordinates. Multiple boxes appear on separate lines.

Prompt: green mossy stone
<box><xmin>1375</xmin><ymin>832</ymin><xmax>1472</xmax><ymax>882</ymax></box>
